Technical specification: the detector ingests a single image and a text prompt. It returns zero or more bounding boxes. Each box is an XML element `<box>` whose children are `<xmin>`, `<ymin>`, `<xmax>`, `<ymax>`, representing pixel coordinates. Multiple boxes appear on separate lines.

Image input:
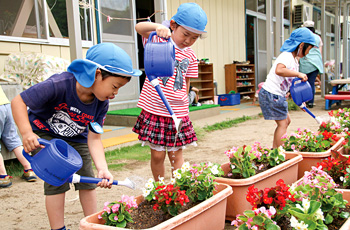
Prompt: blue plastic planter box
<box><xmin>218</xmin><ymin>93</ymin><xmax>240</xmax><ymax>106</ymax></box>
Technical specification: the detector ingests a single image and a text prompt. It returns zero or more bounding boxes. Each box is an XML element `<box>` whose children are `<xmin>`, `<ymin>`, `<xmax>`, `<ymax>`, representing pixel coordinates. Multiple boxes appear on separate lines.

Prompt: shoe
<box><xmin>22</xmin><ymin>169</ymin><xmax>37</xmax><ymax>182</ymax></box>
<box><xmin>0</xmin><ymin>175</ymin><xmax>12</xmax><ymax>188</ymax></box>
<box><xmin>307</xmin><ymin>103</ymin><xmax>313</xmax><ymax>108</ymax></box>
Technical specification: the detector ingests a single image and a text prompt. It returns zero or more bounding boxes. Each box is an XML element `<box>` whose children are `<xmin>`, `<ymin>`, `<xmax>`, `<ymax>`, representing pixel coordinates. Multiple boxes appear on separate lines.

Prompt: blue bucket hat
<box><xmin>68</xmin><ymin>43</ymin><xmax>142</xmax><ymax>87</ymax></box>
<box><xmin>280</xmin><ymin>27</ymin><xmax>317</xmax><ymax>52</ymax></box>
<box><xmin>171</xmin><ymin>3</ymin><xmax>207</xmax><ymax>34</ymax></box>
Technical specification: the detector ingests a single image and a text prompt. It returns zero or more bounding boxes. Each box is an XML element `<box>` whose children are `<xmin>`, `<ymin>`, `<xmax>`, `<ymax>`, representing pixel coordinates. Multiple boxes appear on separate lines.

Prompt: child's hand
<box><xmin>155</xmin><ymin>25</ymin><xmax>171</xmax><ymax>39</ymax></box>
<box><xmin>97</xmin><ymin>169</ymin><xmax>113</xmax><ymax>189</ymax></box>
<box><xmin>22</xmin><ymin>132</ymin><xmax>44</xmax><ymax>153</ymax></box>
<box><xmin>297</xmin><ymin>72</ymin><xmax>308</xmax><ymax>82</ymax></box>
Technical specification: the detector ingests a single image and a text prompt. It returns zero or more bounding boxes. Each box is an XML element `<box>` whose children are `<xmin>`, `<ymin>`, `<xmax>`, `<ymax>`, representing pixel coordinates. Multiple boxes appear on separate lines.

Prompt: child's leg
<box><xmin>150</xmin><ymin>149</ymin><xmax>166</xmax><ymax>180</ymax></box>
<box><xmin>12</xmin><ymin>146</ymin><xmax>31</xmax><ymax>170</ymax></box>
<box><xmin>273</xmin><ymin>114</ymin><xmax>291</xmax><ymax>148</ymax></box>
<box><xmin>0</xmin><ymin>153</ymin><xmax>7</xmax><ymax>175</ymax></box>
<box><xmin>79</xmin><ymin>189</ymin><xmax>97</xmax><ymax>216</ymax></box>
<box><xmin>167</xmin><ymin>149</ymin><xmax>184</xmax><ymax>175</ymax></box>
<box><xmin>46</xmin><ymin>193</ymin><xmax>65</xmax><ymax>229</ymax></box>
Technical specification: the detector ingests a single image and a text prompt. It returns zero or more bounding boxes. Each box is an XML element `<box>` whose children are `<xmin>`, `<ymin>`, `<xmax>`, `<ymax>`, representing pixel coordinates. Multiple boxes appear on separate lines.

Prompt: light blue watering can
<box><xmin>290</xmin><ymin>78</ymin><xmax>322</xmax><ymax>124</ymax></box>
<box><xmin>22</xmin><ymin>138</ymin><xmax>135</xmax><ymax>189</ymax></box>
<box><xmin>144</xmin><ymin>31</ymin><xmax>183</xmax><ymax>132</ymax></box>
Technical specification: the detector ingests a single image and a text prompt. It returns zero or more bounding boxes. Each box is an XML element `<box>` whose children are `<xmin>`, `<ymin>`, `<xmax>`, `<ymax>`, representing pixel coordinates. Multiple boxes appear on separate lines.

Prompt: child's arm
<box><xmin>87</xmin><ymin>130</ymin><xmax>113</xmax><ymax>188</ymax></box>
<box><xmin>11</xmin><ymin>95</ymin><xmax>42</xmax><ymax>153</ymax></box>
<box><xmin>135</xmin><ymin>21</ymin><xmax>171</xmax><ymax>39</ymax></box>
<box><xmin>275</xmin><ymin>63</ymin><xmax>308</xmax><ymax>81</ymax></box>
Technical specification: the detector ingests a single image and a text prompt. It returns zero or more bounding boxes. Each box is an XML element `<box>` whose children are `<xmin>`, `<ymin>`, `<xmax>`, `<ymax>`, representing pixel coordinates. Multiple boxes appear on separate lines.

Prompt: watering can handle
<box><xmin>292</xmin><ymin>78</ymin><xmax>300</xmax><ymax>86</ymax></box>
<box><xmin>147</xmin><ymin>31</ymin><xmax>170</xmax><ymax>43</ymax></box>
<box><xmin>22</xmin><ymin>138</ymin><xmax>51</xmax><ymax>163</ymax></box>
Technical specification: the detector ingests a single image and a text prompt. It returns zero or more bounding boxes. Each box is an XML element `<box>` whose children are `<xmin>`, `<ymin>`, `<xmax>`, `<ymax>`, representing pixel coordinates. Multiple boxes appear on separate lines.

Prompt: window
<box><xmin>0</xmin><ymin>0</ymin><xmax>93</xmax><ymax>43</ymax></box>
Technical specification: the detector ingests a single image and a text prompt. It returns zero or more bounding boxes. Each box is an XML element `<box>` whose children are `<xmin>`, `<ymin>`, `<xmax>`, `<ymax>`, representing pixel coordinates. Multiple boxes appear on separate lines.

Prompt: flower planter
<box><xmin>79</xmin><ymin>183</ymin><xmax>232</xmax><ymax>230</ymax></box>
<box><xmin>285</xmin><ymin>137</ymin><xmax>344</xmax><ymax>180</ymax></box>
<box><xmin>214</xmin><ymin>152</ymin><xmax>302</xmax><ymax>221</ymax></box>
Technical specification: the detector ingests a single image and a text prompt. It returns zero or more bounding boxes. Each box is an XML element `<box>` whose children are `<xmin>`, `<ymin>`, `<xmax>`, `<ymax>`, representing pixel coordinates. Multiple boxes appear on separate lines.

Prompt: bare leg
<box><xmin>150</xmin><ymin>149</ymin><xmax>166</xmax><ymax>181</ymax></box>
<box><xmin>46</xmin><ymin>193</ymin><xmax>65</xmax><ymax>229</ymax></box>
<box><xmin>167</xmin><ymin>149</ymin><xmax>184</xmax><ymax>176</ymax></box>
<box><xmin>79</xmin><ymin>189</ymin><xmax>97</xmax><ymax>216</ymax></box>
<box><xmin>12</xmin><ymin>146</ymin><xmax>31</xmax><ymax>170</ymax></box>
<box><xmin>0</xmin><ymin>154</ymin><xmax>7</xmax><ymax>175</ymax></box>
<box><xmin>273</xmin><ymin>114</ymin><xmax>291</xmax><ymax>148</ymax></box>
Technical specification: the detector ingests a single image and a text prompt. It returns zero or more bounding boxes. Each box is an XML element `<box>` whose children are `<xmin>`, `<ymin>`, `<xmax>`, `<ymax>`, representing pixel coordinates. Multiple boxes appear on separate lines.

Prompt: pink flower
<box><xmin>114</xmin><ymin>215</ymin><xmax>118</xmax><ymax>221</ymax></box>
<box><xmin>111</xmin><ymin>203</ymin><xmax>120</xmax><ymax>213</ymax></box>
<box><xmin>98</xmin><ymin>214</ymin><xmax>102</xmax><ymax>219</ymax></box>
<box><xmin>231</xmin><ymin>220</ymin><xmax>238</xmax><ymax>226</ymax></box>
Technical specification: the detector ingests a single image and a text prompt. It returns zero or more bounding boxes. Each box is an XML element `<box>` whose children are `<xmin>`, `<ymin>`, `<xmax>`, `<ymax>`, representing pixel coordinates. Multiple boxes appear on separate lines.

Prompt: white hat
<box><xmin>303</xmin><ymin>20</ymin><xmax>314</xmax><ymax>27</ymax></box>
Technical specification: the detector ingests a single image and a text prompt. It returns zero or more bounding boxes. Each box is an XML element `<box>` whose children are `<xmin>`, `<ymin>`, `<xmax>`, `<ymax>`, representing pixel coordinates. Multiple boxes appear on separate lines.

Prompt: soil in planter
<box><xmin>125</xmin><ymin>200</ymin><xmax>201</xmax><ymax>229</ymax></box>
<box><xmin>276</xmin><ymin>206</ymin><xmax>350</xmax><ymax>230</ymax></box>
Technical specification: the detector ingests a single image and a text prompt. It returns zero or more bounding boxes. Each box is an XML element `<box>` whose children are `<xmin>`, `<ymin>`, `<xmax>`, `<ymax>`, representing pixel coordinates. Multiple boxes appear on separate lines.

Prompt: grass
<box><xmin>4</xmin><ymin>115</ymin><xmax>257</xmax><ymax>176</ymax></box>
<box><xmin>288</xmin><ymin>99</ymin><xmax>300</xmax><ymax>111</ymax></box>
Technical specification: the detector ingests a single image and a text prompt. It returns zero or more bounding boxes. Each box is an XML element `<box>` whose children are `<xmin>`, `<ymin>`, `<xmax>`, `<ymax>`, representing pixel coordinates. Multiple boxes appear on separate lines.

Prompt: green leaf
<box><xmin>118</xmin><ymin>213</ymin><xmax>125</xmax><ymax>222</ymax></box>
<box><xmin>308</xmin><ymin>200</ymin><xmax>321</xmax><ymax>214</ymax></box>
<box><xmin>243</xmin><ymin>210</ymin><xmax>255</xmax><ymax>218</ymax></box>
<box><xmin>108</xmin><ymin>213</ymin><xmax>118</xmax><ymax>222</ymax></box>
<box><xmin>238</xmin><ymin>224</ymin><xmax>249</xmax><ymax>230</ymax></box>
<box><xmin>325</xmin><ymin>213</ymin><xmax>334</xmax><ymax>225</ymax></box>
<box><xmin>252</xmin><ymin>215</ymin><xmax>264</xmax><ymax>225</ymax></box>
<box><xmin>265</xmin><ymin>223</ymin><xmax>281</xmax><ymax>230</ymax></box>
<box><xmin>340</xmin><ymin>211</ymin><xmax>350</xmax><ymax>219</ymax></box>
<box><xmin>115</xmin><ymin>220</ymin><xmax>127</xmax><ymax>228</ymax></box>
<box><xmin>304</xmin><ymin>219</ymin><xmax>317</xmax><ymax>230</ymax></box>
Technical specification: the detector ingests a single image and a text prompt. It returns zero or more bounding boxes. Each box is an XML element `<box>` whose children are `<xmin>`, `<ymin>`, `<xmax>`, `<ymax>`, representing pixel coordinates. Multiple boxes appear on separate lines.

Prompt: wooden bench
<box><xmin>325</xmin><ymin>94</ymin><xmax>350</xmax><ymax>110</ymax></box>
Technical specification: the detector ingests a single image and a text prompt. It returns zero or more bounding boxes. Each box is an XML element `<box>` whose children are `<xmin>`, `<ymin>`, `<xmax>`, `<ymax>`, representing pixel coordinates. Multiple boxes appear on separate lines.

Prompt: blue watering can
<box><xmin>290</xmin><ymin>78</ymin><xmax>322</xmax><ymax>124</ymax></box>
<box><xmin>22</xmin><ymin>138</ymin><xmax>135</xmax><ymax>189</ymax></box>
<box><xmin>144</xmin><ymin>31</ymin><xmax>183</xmax><ymax>132</ymax></box>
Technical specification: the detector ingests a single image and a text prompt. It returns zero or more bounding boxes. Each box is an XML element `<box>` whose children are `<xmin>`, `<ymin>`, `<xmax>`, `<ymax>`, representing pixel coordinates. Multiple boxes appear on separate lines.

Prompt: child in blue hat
<box><xmin>258</xmin><ymin>27</ymin><xmax>317</xmax><ymax>148</ymax></box>
<box><xmin>11</xmin><ymin>43</ymin><xmax>141</xmax><ymax>230</ymax></box>
<box><xmin>133</xmin><ymin>2</ymin><xmax>207</xmax><ymax>181</ymax></box>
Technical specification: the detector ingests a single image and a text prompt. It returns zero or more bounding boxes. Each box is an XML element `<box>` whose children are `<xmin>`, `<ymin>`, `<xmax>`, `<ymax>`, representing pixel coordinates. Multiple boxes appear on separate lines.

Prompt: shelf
<box><xmin>191</xmin><ymin>79</ymin><xmax>213</xmax><ymax>83</ymax></box>
<box><xmin>199</xmin><ymin>88</ymin><xmax>214</xmax><ymax>91</ymax></box>
<box><xmin>238</xmin><ymin>91</ymin><xmax>254</xmax><ymax>95</ymax></box>
<box><xmin>237</xmin><ymin>71</ymin><xmax>255</xmax><ymax>74</ymax></box>
<box><xmin>197</xmin><ymin>63</ymin><xmax>214</xmax><ymax>102</ymax></box>
<box><xmin>199</xmin><ymin>95</ymin><xmax>214</xmax><ymax>100</ymax></box>
<box><xmin>225</xmin><ymin>63</ymin><xmax>256</xmax><ymax>102</ymax></box>
<box><xmin>236</xmin><ymin>78</ymin><xmax>255</xmax><ymax>81</ymax></box>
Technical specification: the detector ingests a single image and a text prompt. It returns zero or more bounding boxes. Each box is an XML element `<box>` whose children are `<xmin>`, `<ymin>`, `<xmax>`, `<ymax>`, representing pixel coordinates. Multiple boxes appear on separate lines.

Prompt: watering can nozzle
<box><xmin>172</xmin><ymin>115</ymin><xmax>183</xmax><ymax>132</ymax></box>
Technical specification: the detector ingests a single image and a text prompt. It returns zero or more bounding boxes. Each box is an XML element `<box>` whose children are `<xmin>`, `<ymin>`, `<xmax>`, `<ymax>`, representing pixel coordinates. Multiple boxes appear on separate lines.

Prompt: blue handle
<box><xmin>147</xmin><ymin>74</ymin><xmax>175</xmax><ymax>116</ymax></box>
<box><xmin>22</xmin><ymin>138</ymin><xmax>51</xmax><ymax>163</ymax></box>
<box><xmin>76</xmin><ymin>176</ymin><xmax>119</xmax><ymax>185</ymax></box>
<box><xmin>303</xmin><ymin>107</ymin><xmax>316</xmax><ymax>119</ymax></box>
<box><xmin>147</xmin><ymin>31</ymin><xmax>169</xmax><ymax>43</ymax></box>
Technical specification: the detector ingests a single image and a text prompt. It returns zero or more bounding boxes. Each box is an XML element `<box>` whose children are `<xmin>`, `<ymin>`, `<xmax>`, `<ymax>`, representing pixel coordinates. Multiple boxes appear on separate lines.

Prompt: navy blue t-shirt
<box><xmin>20</xmin><ymin>72</ymin><xmax>109</xmax><ymax>143</ymax></box>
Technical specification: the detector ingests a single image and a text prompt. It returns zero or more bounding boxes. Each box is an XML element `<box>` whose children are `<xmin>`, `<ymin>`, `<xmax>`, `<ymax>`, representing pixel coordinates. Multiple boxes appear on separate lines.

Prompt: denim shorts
<box><xmin>258</xmin><ymin>88</ymin><xmax>288</xmax><ymax>120</ymax></box>
<box><xmin>32</xmin><ymin>130</ymin><xmax>96</xmax><ymax>195</ymax></box>
<box><xmin>0</xmin><ymin>104</ymin><xmax>22</xmax><ymax>152</ymax></box>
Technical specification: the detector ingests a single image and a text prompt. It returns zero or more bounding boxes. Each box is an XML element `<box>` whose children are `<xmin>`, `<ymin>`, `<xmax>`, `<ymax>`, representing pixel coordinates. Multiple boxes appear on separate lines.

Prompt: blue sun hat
<box><xmin>171</xmin><ymin>3</ymin><xmax>207</xmax><ymax>34</ymax></box>
<box><xmin>280</xmin><ymin>27</ymin><xmax>317</xmax><ymax>52</ymax></box>
<box><xmin>68</xmin><ymin>43</ymin><xmax>142</xmax><ymax>87</ymax></box>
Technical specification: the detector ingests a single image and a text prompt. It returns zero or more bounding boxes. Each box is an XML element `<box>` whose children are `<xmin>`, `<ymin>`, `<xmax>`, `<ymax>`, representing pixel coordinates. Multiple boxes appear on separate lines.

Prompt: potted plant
<box><xmin>283</xmin><ymin>128</ymin><xmax>345</xmax><ymax>179</ymax></box>
<box><xmin>79</xmin><ymin>162</ymin><xmax>233</xmax><ymax>229</ymax></box>
<box><xmin>231</xmin><ymin>167</ymin><xmax>350</xmax><ymax>229</ymax></box>
<box><xmin>214</xmin><ymin>142</ymin><xmax>303</xmax><ymax>220</ymax></box>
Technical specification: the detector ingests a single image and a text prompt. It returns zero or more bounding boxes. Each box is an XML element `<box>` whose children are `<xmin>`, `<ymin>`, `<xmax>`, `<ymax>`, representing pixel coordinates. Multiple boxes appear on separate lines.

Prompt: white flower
<box><xmin>231</xmin><ymin>164</ymin><xmax>236</xmax><ymax>170</ymax></box>
<box><xmin>340</xmin><ymin>176</ymin><xmax>344</xmax><ymax>182</ymax></box>
<box><xmin>147</xmin><ymin>178</ymin><xmax>154</xmax><ymax>184</ymax></box>
<box><xmin>210</xmin><ymin>165</ymin><xmax>219</xmax><ymax>175</ymax></box>
<box><xmin>145</xmin><ymin>182</ymin><xmax>154</xmax><ymax>190</ymax></box>
<box><xmin>290</xmin><ymin>216</ymin><xmax>308</xmax><ymax>230</ymax></box>
<box><xmin>142</xmin><ymin>188</ymin><xmax>150</xmax><ymax>197</ymax></box>
<box><xmin>208</xmin><ymin>162</ymin><xmax>213</xmax><ymax>167</ymax></box>
<box><xmin>170</xmin><ymin>178</ymin><xmax>175</xmax><ymax>184</ymax></box>
<box><xmin>181</xmin><ymin>162</ymin><xmax>191</xmax><ymax>172</ymax></box>
<box><xmin>173</xmin><ymin>171</ymin><xmax>181</xmax><ymax>179</ymax></box>
<box><xmin>301</xmin><ymin>198</ymin><xmax>310</xmax><ymax>212</ymax></box>
<box><xmin>315</xmin><ymin>208</ymin><xmax>325</xmax><ymax>221</ymax></box>
<box><xmin>158</xmin><ymin>176</ymin><xmax>165</xmax><ymax>184</ymax></box>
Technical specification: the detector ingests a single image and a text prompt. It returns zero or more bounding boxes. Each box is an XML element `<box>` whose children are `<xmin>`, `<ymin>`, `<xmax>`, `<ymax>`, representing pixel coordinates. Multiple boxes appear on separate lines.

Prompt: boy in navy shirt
<box><xmin>11</xmin><ymin>43</ymin><xmax>141</xmax><ymax>230</ymax></box>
